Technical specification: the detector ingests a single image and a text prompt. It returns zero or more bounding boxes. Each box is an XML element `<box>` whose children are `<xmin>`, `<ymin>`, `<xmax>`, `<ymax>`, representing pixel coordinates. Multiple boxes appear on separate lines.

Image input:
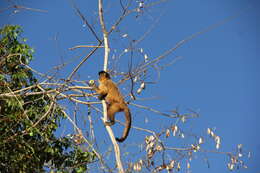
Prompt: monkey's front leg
<box><xmin>98</xmin><ymin>94</ymin><xmax>107</xmax><ymax>100</ymax></box>
<box><xmin>88</xmin><ymin>80</ymin><xmax>107</xmax><ymax>99</ymax></box>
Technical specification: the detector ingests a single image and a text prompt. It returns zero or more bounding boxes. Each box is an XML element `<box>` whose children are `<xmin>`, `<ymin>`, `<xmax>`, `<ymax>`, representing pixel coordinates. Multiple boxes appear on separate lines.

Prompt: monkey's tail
<box><xmin>116</xmin><ymin>107</ymin><xmax>131</xmax><ymax>143</ymax></box>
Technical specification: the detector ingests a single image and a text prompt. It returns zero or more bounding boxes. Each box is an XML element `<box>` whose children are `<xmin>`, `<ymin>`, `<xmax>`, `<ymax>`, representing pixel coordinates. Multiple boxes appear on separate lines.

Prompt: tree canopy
<box><xmin>0</xmin><ymin>25</ymin><xmax>95</xmax><ymax>173</ymax></box>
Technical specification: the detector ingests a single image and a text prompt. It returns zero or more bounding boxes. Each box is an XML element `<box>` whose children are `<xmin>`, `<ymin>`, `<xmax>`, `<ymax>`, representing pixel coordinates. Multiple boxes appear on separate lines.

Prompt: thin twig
<box><xmin>12</xmin><ymin>5</ymin><xmax>47</xmax><ymax>13</ymax></box>
<box><xmin>130</xmin><ymin>103</ymin><xmax>179</xmax><ymax>119</ymax></box>
<box><xmin>72</xmin><ymin>3</ymin><xmax>102</xmax><ymax>42</ymax></box>
<box><xmin>139</xmin><ymin>7</ymin><xmax>250</xmax><ymax>71</ymax></box>
<box><xmin>69</xmin><ymin>45</ymin><xmax>104</xmax><ymax>50</ymax></box>
<box><xmin>67</xmin><ymin>44</ymin><xmax>102</xmax><ymax>81</ymax></box>
<box><xmin>61</xmin><ymin>110</ymin><xmax>108</xmax><ymax>170</ymax></box>
<box><xmin>32</xmin><ymin>102</ymin><xmax>55</xmax><ymax>127</ymax></box>
<box><xmin>0</xmin><ymin>4</ymin><xmax>47</xmax><ymax>13</ymax></box>
<box><xmin>66</xmin><ymin>0</ymin><xmax>131</xmax><ymax>80</ymax></box>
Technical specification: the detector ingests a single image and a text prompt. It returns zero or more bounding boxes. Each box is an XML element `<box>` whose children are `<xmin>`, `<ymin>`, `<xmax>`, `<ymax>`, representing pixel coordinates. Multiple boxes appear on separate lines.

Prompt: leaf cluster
<box><xmin>0</xmin><ymin>25</ymin><xmax>95</xmax><ymax>172</ymax></box>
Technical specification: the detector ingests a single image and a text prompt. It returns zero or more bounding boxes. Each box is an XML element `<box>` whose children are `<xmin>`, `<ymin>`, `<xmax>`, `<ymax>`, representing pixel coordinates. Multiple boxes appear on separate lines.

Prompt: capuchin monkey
<box><xmin>90</xmin><ymin>71</ymin><xmax>131</xmax><ymax>142</ymax></box>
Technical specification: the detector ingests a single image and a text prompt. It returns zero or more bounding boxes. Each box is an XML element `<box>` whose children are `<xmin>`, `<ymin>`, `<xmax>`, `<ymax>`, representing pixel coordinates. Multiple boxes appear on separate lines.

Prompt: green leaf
<box><xmin>29</xmin><ymin>131</ymin><xmax>34</xmax><ymax>136</ymax></box>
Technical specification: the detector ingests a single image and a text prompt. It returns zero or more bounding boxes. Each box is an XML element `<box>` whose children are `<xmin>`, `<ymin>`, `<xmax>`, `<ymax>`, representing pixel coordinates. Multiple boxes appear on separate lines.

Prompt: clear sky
<box><xmin>0</xmin><ymin>0</ymin><xmax>259</xmax><ymax>172</ymax></box>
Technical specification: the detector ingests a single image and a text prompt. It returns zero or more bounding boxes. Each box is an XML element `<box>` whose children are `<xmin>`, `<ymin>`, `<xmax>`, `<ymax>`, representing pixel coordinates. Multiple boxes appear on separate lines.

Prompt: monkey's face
<box><xmin>98</xmin><ymin>71</ymin><xmax>111</xmax><ymax>80</ymax></box>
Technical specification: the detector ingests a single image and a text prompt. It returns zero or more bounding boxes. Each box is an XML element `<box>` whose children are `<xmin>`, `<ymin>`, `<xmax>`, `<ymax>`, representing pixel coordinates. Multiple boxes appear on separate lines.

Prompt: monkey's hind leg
<box><xmin>104</xmin><ymin>103</ymin><xmax>120</xmax><ymax>126</ymax></box>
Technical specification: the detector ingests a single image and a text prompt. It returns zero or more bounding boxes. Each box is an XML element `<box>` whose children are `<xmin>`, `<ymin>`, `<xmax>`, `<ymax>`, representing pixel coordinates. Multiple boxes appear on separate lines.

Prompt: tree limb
<box><xmin>98</xmin><ymin>0</ymin><xmax>124</xmax><ymax>172</ymax></box>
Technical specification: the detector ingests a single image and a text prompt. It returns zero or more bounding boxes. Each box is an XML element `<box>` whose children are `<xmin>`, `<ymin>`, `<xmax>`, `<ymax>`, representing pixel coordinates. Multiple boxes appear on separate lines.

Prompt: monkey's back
<box><xmin>104</xmin><ymin>80</ymin><xmax>125</xmax><ymax>105</ymax></box>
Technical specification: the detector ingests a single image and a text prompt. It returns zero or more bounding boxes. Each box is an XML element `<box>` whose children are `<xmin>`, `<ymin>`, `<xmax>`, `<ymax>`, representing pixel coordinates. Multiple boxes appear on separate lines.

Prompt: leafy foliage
<box><xmin>0</xmin><ymin>25</ymin><xmax>95</xmax><ymax>172</ymax></box>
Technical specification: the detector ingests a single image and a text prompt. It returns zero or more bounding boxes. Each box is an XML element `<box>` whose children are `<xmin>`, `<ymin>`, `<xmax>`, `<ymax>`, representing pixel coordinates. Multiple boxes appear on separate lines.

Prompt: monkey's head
<box><xmin>98</xmin><ymin>71</ymin><xmax>111</xmax><ymax>80</ymax></box>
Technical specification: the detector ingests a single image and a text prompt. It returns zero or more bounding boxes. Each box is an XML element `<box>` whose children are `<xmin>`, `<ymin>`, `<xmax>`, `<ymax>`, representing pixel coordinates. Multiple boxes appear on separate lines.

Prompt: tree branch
<box><xmin>98</xmin><ymin>0</ymin><xmax>124</xmax><ymax>172</ymax></box>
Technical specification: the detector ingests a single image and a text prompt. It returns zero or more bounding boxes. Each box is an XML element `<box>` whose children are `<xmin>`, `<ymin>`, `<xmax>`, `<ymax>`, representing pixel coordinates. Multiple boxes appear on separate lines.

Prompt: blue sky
<box><xmin>0</xmin><ymin>0</ymin><xmax>259</xmax><ymax>172</ymax></box>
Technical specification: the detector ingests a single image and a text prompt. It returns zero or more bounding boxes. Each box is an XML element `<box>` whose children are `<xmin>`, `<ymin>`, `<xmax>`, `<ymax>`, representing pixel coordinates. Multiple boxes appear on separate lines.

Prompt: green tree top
<box><xmin>0</xmin><ymin>25</ymin><xmax>95</xmax><ymax>173</ymax></box>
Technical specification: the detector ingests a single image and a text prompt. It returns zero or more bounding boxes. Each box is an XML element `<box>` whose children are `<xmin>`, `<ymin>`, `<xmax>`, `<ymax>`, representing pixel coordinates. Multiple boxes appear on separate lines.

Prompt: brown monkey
<box><xmin>91</xmin><ymin>71</ymin><xmax>131</xmax><ymax>142</ymax></box>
